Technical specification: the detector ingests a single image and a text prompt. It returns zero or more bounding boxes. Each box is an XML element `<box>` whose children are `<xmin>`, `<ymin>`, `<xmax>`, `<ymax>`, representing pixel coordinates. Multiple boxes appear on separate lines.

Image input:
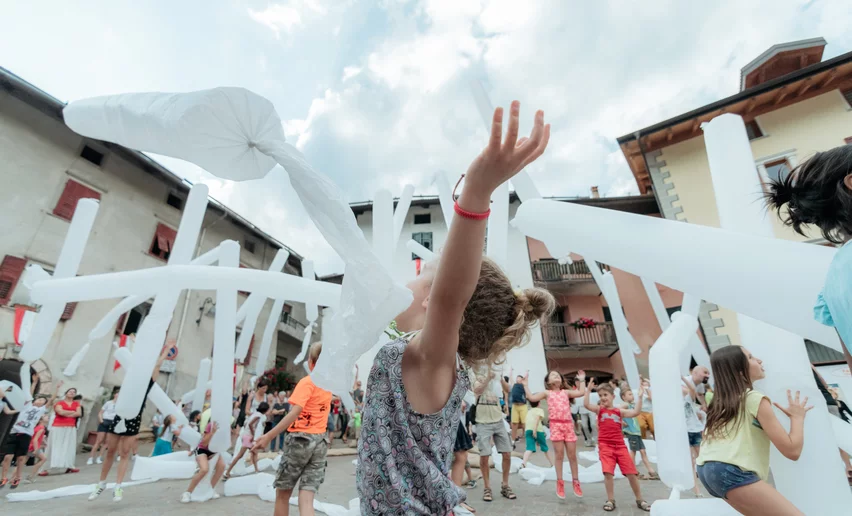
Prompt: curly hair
<box><xmin>764</xmin><ymin>145</ymin><xmax>852</xmax><ymax>244</ymax></box>
<box><xmin>458</xmin><ymin>257</ymin><xmax>555</xmax><ymax>370</ymax></box>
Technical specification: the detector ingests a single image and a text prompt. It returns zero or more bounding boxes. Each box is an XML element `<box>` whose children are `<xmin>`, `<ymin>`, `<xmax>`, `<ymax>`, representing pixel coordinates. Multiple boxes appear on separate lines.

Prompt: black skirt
<box><xmin>454</xmin><ymin>419</ymin><xmax>473</xmax><ymax>452</ymax></box>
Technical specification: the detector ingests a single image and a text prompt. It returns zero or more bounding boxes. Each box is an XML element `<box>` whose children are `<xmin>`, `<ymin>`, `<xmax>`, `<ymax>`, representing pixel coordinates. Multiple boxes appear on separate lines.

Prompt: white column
<box><xmin>704</xmin><ymin>113</ymin><xmax>852</xmax><ymax>513</ymax></box>
<box><xmin>209</xmin><ymin>240</ymin><xmax>239</xmax><ymax>453</ymax></box>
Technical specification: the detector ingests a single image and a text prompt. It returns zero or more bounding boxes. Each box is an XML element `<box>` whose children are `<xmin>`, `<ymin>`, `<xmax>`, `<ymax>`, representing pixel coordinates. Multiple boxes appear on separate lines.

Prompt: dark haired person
<box><xmin>765</xmin><ymin>144</ymin><xmax>852</xmax><ymax>373</ymax></box>
<box><xmin>696</xmin><ymin>346</ymin><xmax>812</xmax><ymax>515</ymax></box>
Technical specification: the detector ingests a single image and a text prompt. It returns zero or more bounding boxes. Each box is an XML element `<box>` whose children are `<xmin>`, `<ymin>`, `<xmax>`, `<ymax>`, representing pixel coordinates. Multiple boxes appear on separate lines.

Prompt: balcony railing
<box><xmin>532</xmin><ymin>259</ymin><xmax>611</xmax><ymax>285</ymax></box>
<box><xmin>542</xmin><ymin>321</ymin><xmax>617</xmax><ymax>350</ymax></box>
<box><xmin>281</xmin><ymin>312</ymin><xmax>307</xmax><ymax>332</ymax></box>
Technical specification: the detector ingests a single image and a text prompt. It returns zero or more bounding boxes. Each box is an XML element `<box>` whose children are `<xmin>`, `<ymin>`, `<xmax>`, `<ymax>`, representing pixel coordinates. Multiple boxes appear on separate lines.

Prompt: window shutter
<box><xmin>53</xmin><ymin>180</ymin><xmax>101</xmax><ymax>221</ymax></box>
<box><xmin>0</xmin><ymin>256</ymin><xmax>27</xmax><ymax>306</ymax></box>
<box><xmin>156</xmin><ymin>224</ymin><xmax>177</xmax><ymax>254</ymax></box>
<box><xmin>61</xmin><ymin>302</ymin><xmax>78</xmax><ymax>321</ymax></box>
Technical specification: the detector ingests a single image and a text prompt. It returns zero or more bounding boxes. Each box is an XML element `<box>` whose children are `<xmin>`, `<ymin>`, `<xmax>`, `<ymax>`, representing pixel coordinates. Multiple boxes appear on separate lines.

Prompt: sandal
<box><xmin>465</xmin><ymin>479</ymin><xmax>477</xmax><ymax>489</ymax></box>
<box><xmin>10</xmin><ymin>478</ymin><xmax>20</xmax><ymax>489</ymax></box>
<box><xmin>648</xmin><ymin>472</ymin><xmax>660</xmax><ymax>480</ymax></box>
<box><xmin>636</xmin><ymin>500</ymin><xmax>651</xmax><ymax>512</ymax></box>
<box><xmin>459</xmin><ymin>501</ymin><xmax>476</xmax><ymax>513</ymax></box>
<box><xmin>603</xmin><ymin>500</ymin><xmax>616</xmax><ymax>512</ymax></box>
<box><xmin>500</xmin><ymin>484</ymin><xmax>516</xmax><ymax>500</ymax></box>
<box><xmin>482</xmin><ymin>487</ymin><xmax>493</xmax><ymax>502</ymax></box>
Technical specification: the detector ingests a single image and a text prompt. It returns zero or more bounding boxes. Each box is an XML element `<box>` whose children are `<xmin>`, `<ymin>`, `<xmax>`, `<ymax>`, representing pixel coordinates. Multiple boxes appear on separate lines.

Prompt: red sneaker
<box><xmin>556</xmin><ymin>480</ymin><xmax>566</xmax><ymax>499</ymax></box>
<box><xmin>573</xmin><ymin>479</ymin><xmax>583</xmax><ymax>498</ymax></box>
<box><xmin>66</xmin><ymin>468</ymin><xmax>80</xmax><ymax>474</ymax></box>
<box><xmin>38</xmin><ymin>471</ymin><xmax>49</xmax><ymax>477</ymax></box>
<box><xmin>0</xmin><ymin>477</ymin><xmax>8</xmax><ymax>488</ymax></box>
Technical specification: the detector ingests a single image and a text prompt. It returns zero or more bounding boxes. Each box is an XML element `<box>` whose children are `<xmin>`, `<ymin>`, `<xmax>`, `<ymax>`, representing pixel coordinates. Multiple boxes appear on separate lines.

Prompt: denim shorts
<box><xmin>697</xmin><ymin>461</ymin><xmax>760</xmax><ymax>499</ymax></box>
<box><xmin>687</xmin><ymin>431</ymin><xmax>702</xmax><ymax>447</ymax></box>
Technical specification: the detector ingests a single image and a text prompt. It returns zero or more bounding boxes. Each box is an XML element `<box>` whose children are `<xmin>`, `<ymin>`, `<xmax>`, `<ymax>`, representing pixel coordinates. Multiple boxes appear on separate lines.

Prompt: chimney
<box><xmin>590</xmin><ymin>186</ymin><xmax>600</xmax><ymax>199</ymax></box>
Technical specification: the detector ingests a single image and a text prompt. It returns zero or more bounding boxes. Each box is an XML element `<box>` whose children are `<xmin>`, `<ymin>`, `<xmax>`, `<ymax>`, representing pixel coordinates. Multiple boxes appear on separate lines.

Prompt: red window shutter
<box><xmin>0</xmin><ymin>256</ymin><xmax>27</xmax><ymax>306</ymax></box>
<box><xmin>61</xmin><ymin>302</ymin><xmax>78</xmax><ymax>321</ymax></box>
<box><xmin>150</xmin><ymin>223</ymin><xmax>177</xmax><ymax>260</ymax></box>
<box><xmin>53</xmin><ymin>180</ymin><xmax>101</xmax><ymax>221</ymax></box>
<box><xmin>115</xmin><ymin>312</ymin><xmax>127</xmax><ymax>335</ymax></box>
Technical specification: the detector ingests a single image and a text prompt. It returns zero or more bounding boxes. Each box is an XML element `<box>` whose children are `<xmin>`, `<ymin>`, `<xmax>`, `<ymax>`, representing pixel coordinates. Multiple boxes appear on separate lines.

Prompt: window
<box><xmin>0</xmin><ymin>255</ymin><xmax>27</xmax><ymax>306</ymax></box>
<box><xmin>166</xmin><ymin>191</ymin><xmax>185</xmax><ymax>210</ymax></box>
<box><xmin>80</xmin><ymin>145</ymin><xmax>104</xmax><ymax>167</ymax></box>
<box><xmin>244</xmin><ymin>239</ymin><xmax>257</xmax><ymax>254</ymax></box>
<box><xmin>413</xmin><ymin>213</ymin><xmax>431</xmax><ymax>225</ymax></box>
<box><xmin>763</xmin><ymin>159</ymin><xmax>792</xmax><ymax>184</ymax></box>
<box><xmin>745</xmin><ymin>120</ymin><xmax>763</xmax><ymax>140</ymax></box>
<box><xmin>666</xmin><ymin>306</ymin><xmax>681</xmax><ymax>318</ymax></box>
<box><xmin>842</xmin><ymin>88</ymin><xmax>852</xmax><ymax>108</ymax></box>
<box><xmin>411</xmin><ymin>232</ymin><xmax>433</xmax><ymax>260</ymax></box>
<box><xmin>53</xmin><ymin>179</ymin><xmax>101</xmax><ymax>221</ymax></box>
<box><xmin>149</xmin><ymin>223</ymin><xmax>177</xmax><ymax>261</ymax></box>
<box><xmin>602</xmin><ymin>306</ymin><xmax>613</xmax><ymax>323</ymax></box>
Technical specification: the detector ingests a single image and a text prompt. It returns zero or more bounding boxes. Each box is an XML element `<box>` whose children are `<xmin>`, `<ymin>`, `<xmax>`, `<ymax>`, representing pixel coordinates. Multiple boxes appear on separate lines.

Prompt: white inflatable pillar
<box><xmin>191</xmin><ymin>358</ymin><xmax>211</xmax><ymax>413</ymax></box>
<box><xmin>704</xmin><ymin>114</ymin><xmax>852</xmax><ymax>512</ymax></box>
<box><xmin>210</xmin><ymin>240</ymin><xmax>239</xmax><ymax>453</ymax></box>
<box><xmin>486</xmin><ymin>181</ymin><xmax>509</xmax><ymax>270</ymax></box>
<box><xmin>392</xmin><ymin>184</ymin><xmax>415</xmax><ymax>247</ymax></box>
<box><xmin>235</xmin><ymin>248</ymin><xmax>289</xmax><ymax>362</ymax></box>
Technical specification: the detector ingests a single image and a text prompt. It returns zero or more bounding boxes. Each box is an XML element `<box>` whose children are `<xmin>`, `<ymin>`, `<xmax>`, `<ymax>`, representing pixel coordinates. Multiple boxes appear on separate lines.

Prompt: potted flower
<box><xmin>570</xmin><ymin>317</ymin><xmax>598</xmax><ymax>329</ymax></box>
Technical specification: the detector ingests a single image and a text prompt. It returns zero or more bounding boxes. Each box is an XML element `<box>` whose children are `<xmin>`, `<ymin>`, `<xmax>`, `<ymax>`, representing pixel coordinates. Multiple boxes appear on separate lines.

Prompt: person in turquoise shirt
<box><xmin>620</xmin><ymin>389</ymin><xmax>657</xmax><ymax>479</ymax></box>
<box><xmin>764</xmin><ymin>144</ymin><xmax>852</xmax><ymax>372</ymax></box>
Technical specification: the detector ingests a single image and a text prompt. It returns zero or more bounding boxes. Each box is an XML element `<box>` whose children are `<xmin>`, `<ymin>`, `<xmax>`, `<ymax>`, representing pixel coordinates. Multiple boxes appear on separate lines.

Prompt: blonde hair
<box><xmin>459</xmin><ymin>257</ymin><xmax>555</xmax><ymax>370</ymax></box>
<box><xmin>308</xmin><ymin>341</ymin><xmax>323</xmax><ymax>364</ymax></box>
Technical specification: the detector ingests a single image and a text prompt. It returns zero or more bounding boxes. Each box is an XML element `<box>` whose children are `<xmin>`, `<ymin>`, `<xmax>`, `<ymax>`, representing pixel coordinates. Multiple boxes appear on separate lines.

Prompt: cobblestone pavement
<box><xmin>0</xmin><ymin>442</ymin><xmax>696</xmax><ymax>515</ymax></box>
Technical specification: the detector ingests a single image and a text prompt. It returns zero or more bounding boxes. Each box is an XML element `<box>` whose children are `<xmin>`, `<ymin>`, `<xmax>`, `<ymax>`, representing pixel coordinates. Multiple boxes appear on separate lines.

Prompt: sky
<box><xmin>2</xmin><ymin>0</ymin><xmax>851</xmax><ymax>273</ymax></box>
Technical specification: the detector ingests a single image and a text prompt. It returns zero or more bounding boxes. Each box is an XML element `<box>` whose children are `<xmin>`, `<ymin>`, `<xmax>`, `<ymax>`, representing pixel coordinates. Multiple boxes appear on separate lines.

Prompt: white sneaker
<box><xmin>113</xmin><ymin>486</ymin><xmax>123</xmax><ymax>502</ymax></box>
<box><xmin>212</xmin><ymin>492</ymin><xmax>220</xmax><ymax>500</ymax></box>
<box><xmin>96</xmin><ymin>457</ymin><xmax>103</xmax><ymax>464</ymax></box>
<box><xmin>86</xmin><ymin>458</ymin><xmax>94</xmax><ymax>466</ymax></box>
<box><xmin>181</xmin><ymin>492</ymin><xmax>192</xmax><ymax>503</ymax></box>
<box><xmin>88</xmin><ymin>483</ymin><xmax>105</xmax><ymax>501</ymax></box>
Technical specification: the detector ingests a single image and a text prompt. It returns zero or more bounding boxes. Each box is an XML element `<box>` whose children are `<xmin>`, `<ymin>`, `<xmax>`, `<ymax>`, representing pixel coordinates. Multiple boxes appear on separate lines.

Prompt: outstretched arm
<box><xmin>758</xmin><ymin>390</ymin><xmax>812</xmax><ymax>460</ymax></box>
<box><xmin>621</xmin><ymin>386</ymin><xmax>644</xmax><ymax>418</ymax></box>
<box><xmin>564</xmin><ymin>370</ymin><xmax>586</xmax><ymax>398</ymax></box>
<box><xmin>411</xmin><ymin>103</ymin><xmax>550</xmax><ymax>409</ymax></box>
<box><xmin>583</xmin><ymin>378</ymin><xmax>599</xmax><ymax>413</ymax></box>
<box><xmin>352</xmin><ymin>364</ymin><xmax>359</xmax><ymax>391</ymax></box>
<box><xmin>153</xmin><ymin>346</ymin><xmax>170</xmax><ymax>382</ymax></box>
<box><xmin>521</xmin><ymin>372</ymin><xmax>548</xmax><ymax>403</ymax></box>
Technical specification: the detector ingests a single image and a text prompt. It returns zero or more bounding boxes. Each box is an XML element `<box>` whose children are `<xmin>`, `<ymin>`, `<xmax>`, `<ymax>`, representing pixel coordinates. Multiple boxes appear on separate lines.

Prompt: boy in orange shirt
<box><xmin>253</xmin><ymin>342</ymin><xmax>331</xmax><ymax>516</ymax></box>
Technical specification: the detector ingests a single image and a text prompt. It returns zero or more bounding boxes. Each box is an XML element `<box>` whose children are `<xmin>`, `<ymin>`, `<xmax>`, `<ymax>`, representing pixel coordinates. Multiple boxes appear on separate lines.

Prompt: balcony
<box><xmin>542</xmin><ymin>321</ymin><xmax>619</xmax><ymax>358</ymax></box>
<box><xmin>532</xmin><ymin>259</ymin><xmax>610</xmax><ymax>295</ymax></box>
<box><xmin>278</xmin><ymin>312</ymin><xmax>308</xmax><ymax>340</ymax></box>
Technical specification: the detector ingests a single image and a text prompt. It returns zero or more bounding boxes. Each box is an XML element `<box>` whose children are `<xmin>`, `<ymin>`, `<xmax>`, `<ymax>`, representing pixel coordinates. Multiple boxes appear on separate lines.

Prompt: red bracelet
<box><xmin>454</xmin><ymin>201</ymin><xmax>491</xmax><ymax>220</ymax></box>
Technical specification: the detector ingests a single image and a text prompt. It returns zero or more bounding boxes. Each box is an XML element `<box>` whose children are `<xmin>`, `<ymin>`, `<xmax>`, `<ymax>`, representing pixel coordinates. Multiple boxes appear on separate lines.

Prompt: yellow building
<box><xmin>618</xmin><ymin>37</ymin><xmax>852</xmax><ymax>355</ymax></box>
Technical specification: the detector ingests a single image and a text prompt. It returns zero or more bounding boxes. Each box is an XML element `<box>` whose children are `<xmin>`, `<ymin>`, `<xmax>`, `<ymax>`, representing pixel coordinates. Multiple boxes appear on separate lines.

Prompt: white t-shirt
<box><xmin>159</xmin><ymin>424</ymin><xmax>178</xmax><ymax>442</ymax></box>
<box><xmin>684</xmin><ymin>394</ymin><xmax>705</xmax><ymax>432</ymax></box>
<box><xmin>579</xmin><ymin>392</ymin><xmax>599</xmax><ymax>415</ymax></box>
<box><xmin>242</xmin><ymin>412</ymin><xmax>267</xmax><ymax>440</ymax></box>
<box><xmin>12</xmin><ymin>403</ymin><xmax>47</xmax><ymax>437</ymax></box>
<box><xmin>102</xmin><ymin>400</ymin><xmax>117</xmax><ymax>421</ymax></box>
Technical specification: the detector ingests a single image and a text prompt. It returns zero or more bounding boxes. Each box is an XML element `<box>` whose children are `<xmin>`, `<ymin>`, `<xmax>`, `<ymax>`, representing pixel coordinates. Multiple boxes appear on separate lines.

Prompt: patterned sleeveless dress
<box><xmin>356</xmin><ymin>336</ymin><xmax>471</xmax><ymax>515</ymax></box>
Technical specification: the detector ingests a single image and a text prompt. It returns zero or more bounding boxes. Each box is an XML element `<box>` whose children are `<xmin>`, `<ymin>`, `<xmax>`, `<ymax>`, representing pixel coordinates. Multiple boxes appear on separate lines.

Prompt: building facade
<box><xmin>351</xmin><ymin>193</ymin><xmax>702</xmax><ymax>382</ymax></box>
<box><xmin>0</xmin><ymin>68</ymin><xmax>318</xmax><ymax>441</ymax></box>
<box><xmin>618</xmin><ymin>37</ymin><xmax>852</xmax><ymax>360</ymax></box>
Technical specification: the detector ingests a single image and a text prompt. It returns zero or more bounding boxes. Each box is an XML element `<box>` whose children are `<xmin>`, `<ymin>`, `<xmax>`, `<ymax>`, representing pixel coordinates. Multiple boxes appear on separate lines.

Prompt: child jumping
<box><xmin>181</xmin><ymin>421</ymin><xmax>225</xmax><ymax>503</ymax></box>
<box><xmin>697</xmin><ymin>346</ymin><xmax>812</xmax><ymax>515</ymax></box>
<box><xmin>523</xmin><ymin>369</ymin><xmax>585</xmax><ymax>499</ymax></box>
<box><xmin>1</xmin><ymin>383</ymin><xmax>60</xmax><ymax>489</ymax></box>
<box><xmin>620</xmin><ymin>388</ymin><xmax>658</xmax><ymax>480</ymax></box>
<box><xmin>355</xmin><ymin>101</ymin><xmax>553</xmax><ymax>515</ymax></box>
<box><xmin>225</xmin><ymin>401</ymin><xmax>269</xmax><ymax>478</ymax></box>
<box><xmin>584</xmin><ymin>379</ymin><xmax>651</xmax><ymax>512</ymax></box>
<box><xmin>520</xmin><ymin>399</ymin><xmax>554</xmax><ymax>469</ymax></box>
<box><xmin>253</xmin><ymin>342</ymin><xmax>331</xmax><ymax>516</ymax></box>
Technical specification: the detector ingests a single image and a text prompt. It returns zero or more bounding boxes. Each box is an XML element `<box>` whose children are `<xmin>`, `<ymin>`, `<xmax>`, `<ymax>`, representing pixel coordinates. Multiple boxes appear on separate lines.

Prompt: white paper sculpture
<box><xmin>592</xmin><ymin>267</ymin><xmax>641</xmax><ymax>388</ymax></box>
<box><xmin>5</xmin><ymin>479</ymin><xmax>156</xmax><ymax>502</ymax></box>
<box><xmin>0</xmin><ymin>380</ymin><xmax>25</xmax><ymax>411</ymax></box>
<box><xmin>62</xmin><ymin>86</ymin><xmax>412</xmax><ymax>406</ymax></box>
<box><xmin>61</xmin><ymin>342</ymin><xmax>90</xmax><ymax>377</ymax></box>
<box><xmin>392</xmin><ymin>184</ymin><xmax>415</xmax><ymax>247</ymax></box>
<box><xmin>433</xmin><ymin>171</ymin><xmax>455</xmax><ymax>229</ymax></box>
<box><xmin>704</xmin><ymin>113</ymin><xmax>852</xmax><ymax>513</ymax></box>
<box><xmin>19</xmin><ymin>362</ymin><xmax>32</xmax><ymax>403</ymax></box>
<box><xmin>372</xmin><ymin>189</ymin><xmax>395</xmax><ymax>271</ymax></box>
<box><xmin>191</xmin><ymin>358</ymin><xmax>211</xmax><ymax>413</ymax></box>
<box><xmin>235</xmin><ymin>249</ymin><xmax>290</xmax><ymax>362</ymax></box>
<box><xmin>210</xmin><ymin>240</ymin><xmax>239</xmax><ymax>453</ymax></box>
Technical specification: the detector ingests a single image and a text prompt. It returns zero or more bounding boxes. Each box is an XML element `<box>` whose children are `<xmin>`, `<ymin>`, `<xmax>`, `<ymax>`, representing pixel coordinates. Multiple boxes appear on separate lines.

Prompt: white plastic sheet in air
<box><xmin>20</xmin><ymin>198</ymin><xmax>99</xmax><ymax>362</ymax></box>
<box><xmin>301</xmin><ymin>259</ymin><xmax>319</xmax><ymax>323</ymax></box>
<box><xmin>392</xmin><ymin>184</ymin><xmax>415</xmax><ymax>247</ymax></box>
<box><xmin>433</xmin><ymin>170</ymin><xmax>455</xmax><ymax>229</ymax></box>
<box><xmin>511</xmin><ymin>199</ymin><xmax>840</xmax><ymax>350</ymax></box>
<box><xmin>0</xmin><ymin>380</ymin><xmax>25</xmax><ymax>410</ymax></box>
<box><xmin>62</xmin><ymin>342</ymin><xmax>90</xmax><ymax>377</ymax></box>
<box><xmin>704</xmin><ymin>113</ymin><xmax>852</xmax><ymax>513</ymax></box>
<box><xmin>372</xmin><ymin>189</ymin><xmax>395</xmax><ymax>271</ymax></box>
<box><xmin>649</xmin><ymin>313</ymin><xmax>697</xmax><ymax>491</ymax></box>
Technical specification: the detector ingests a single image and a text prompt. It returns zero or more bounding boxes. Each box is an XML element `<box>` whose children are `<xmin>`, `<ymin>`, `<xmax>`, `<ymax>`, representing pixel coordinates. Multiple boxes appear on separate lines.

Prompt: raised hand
<box><xmin>462</xmin><ymin>102</ymin><xmax>550</xmax><ymax>209</ymax></box>
<box><xmin>587</xmin><ymin>377</ymin><xmax>596</xmax><ymax>389</ymax></box>
<box><xmin>577</xmin><ymin>370</ymin><xmax>586</xmax><ymax>383</ymax></box>
<box><xmin>521</xmin><ymin>372</ymin><xmax>529</xmax><ymax>385</ymax></box>
<box><xmin>773</xmin><ymin>390</ymin><xmax>813</xmax><ymax>420</ymax></box>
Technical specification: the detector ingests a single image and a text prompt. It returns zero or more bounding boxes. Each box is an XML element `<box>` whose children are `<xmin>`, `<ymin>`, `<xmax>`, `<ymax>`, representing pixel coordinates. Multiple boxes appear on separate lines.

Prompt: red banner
<box><xmin>113</xmin><ymin>334</ymin><xmax>128</xmax><ymax>372</ymax></box>
<box><xmin>13</xmin><ymin>306</ymin><xmax>26</xmax><ymax>346</ymax></box>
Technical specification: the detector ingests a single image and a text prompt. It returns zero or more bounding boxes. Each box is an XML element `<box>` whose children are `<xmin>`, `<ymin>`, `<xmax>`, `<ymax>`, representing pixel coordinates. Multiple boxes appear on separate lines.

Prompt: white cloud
<box><xmin>247</xmin><ymin>0</ymin><xmax>328</xmax><ymax>38</ymax></box>
<box><xmin>342</xmin><ymin>66</ymin><xmax>362</xmax><ymax>82</ymax></box>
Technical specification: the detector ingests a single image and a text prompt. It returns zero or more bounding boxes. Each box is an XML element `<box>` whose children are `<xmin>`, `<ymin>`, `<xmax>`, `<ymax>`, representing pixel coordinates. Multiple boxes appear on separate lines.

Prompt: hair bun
<box><xmin>764</xmin><ymin>178</ymin><xmax>794</xmax><ymax>209</ymax></box>
<box><xmin>516</xmin><ymin>288</ymin><xmax>555</xmax><ymax>323</ymax></box>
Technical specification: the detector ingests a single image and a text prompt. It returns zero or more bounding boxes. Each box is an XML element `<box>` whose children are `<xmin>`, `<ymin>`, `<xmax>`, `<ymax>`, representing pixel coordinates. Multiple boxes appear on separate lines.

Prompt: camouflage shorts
<box><xmin>274</xmin><ymin>432</ymin><xmax>329</xmax><ymax>492</ymax></box>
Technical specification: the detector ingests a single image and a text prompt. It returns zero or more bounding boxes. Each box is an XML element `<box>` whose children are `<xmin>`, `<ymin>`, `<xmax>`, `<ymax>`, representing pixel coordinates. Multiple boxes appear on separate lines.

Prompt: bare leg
<box><xmin>603</xmin><ymin>473</ymin><xmax>615</xmax><ymax>501</ymax></box>
<box><xmin>186</xmin><ymin>455</ymin><xmax>209</xmax><ymax>494</ymax></box>
<box><xmin>479</xmin><ymin>454</ymin><xmax>491</xmax><ymax>491</ymax></box>
<box><xmin>565</xmin><ymin>441</ymin><xmax>579</xmax><ymax>481</ymax></box>
<box><xmin>1</xmin><ymin>454</ymin><xmax>13</xmax><ymax>479</ymax></box>
<box><xmin>99</xmin><ymin>434</ymin><xmax>121</xmax><ymax>482</ymax></box>
<box><xmin>210</xmin><ymin>456</ymin><xmax>225</xmax><ymax>488</ymax></box>
<box><xmin>553</xmin><ymin>441</ymin><xmax>565</xmax><ymax>481</ymax></box>
<box><xmin>274</xmin><ymin>488</ymin><xmax>292</xmax><ymax>516</ymax></box>
<box><xmin>640</xmin><ymin>449</ymin><xmax>657</xmax><ymax>476</ymax></box>
<box><xmin>627</xmin><ymin>474</ymin><xmax>644</xmax><ymax>500</ymax></box>
<box><xmin>451</xmin><ymin>451</ymin><xmax>467</xmax><ymax>485</ymax></box>
<box><xmin>690</xmin><ymin>446</ymin><xmax>701</xmax><ymax>495</ymax></box>
<box><xmin>501</xmin><ymin>452</ymin><xmax>510</xmax><ymax>486</ymax></box>
<box><xmin>298</xmin><ymin>489</ymin><xmax>315</xmax><ymax>516</ymax></box>
<box><xmin>226</xmin><ymin>449</ymin><xmax>247</xmax><ymax>477</ymax></box>
<box><xmin>89</xmin><ymin>433</ymin><xmax>104</xmax><ymax>461</ymax></box>
<box><xmin>29</xmin><ymin>452</ymin><xmax>47</xmax><ymax>479</ymax></box>
<box><xmin>545</xmin><ymin>449</ymin><xmax>555</xmax><ymax>467</ymax></box>
<box><xmin>522</xmin><ymin>450</ymin><xmax>532</xmax><ymax>467</ymax></box>
<box><xmin>725</xmin><ymin>480</ymin><xmax>804</xmax><ymax>516</ymax></box>
<box><xmin>250</xmin><ymin>450</ymin><xmax>259</xmax><ymax>473</ymax></box>
<box><xmin>115</xmin><ymin>436</ymin><xmax>135</xmax><ymax>484</ymax></box>
<box><xmin>465</xmin><ymin>462</ymin><xmax>475</xmax><ymax>482</ymax></box>
<box><xmin>13</xmin><ymin>455</ymin><xmax>26</xmax><ymax>480</ymax></box>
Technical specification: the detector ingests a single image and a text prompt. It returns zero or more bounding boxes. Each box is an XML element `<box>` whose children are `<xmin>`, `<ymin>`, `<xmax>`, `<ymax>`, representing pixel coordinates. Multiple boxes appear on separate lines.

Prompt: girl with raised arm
<box><xmin>356</xmin><ymin>101</ymin><xmax>553</xmax><ymax>515</ymax></box>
